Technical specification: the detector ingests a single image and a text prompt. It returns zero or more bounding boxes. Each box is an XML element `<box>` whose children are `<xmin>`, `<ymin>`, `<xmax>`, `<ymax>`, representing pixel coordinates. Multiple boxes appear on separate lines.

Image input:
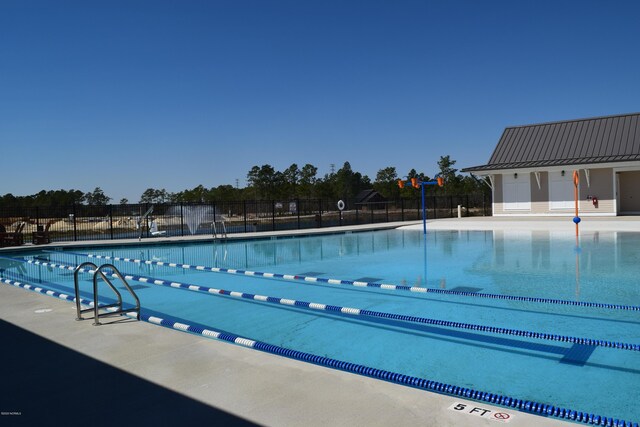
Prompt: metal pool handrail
<box><xmin>212</xmin><ymin>220</ymin><xmax>228</xmax><ymax>240</ymax></box>
<box><xmin>73</xmin><ymin>261</ymin><xmax>140</xmax><ymax>325</ymax></box>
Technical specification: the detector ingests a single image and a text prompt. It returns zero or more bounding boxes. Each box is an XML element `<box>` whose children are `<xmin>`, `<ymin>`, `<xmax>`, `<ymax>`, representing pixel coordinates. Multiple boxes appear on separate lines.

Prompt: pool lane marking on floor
<box><xmin>53</xmin><ymin>251</ymin><xmax>640</xmax><ymax>313</ymax></box>
<box><xmin>0</xmin><ymin>275</ymin><xmax>634</xmax><ymax>427</ymax></box>
<box><xmin>19</xmin><ymin>257</ymin><xmax>640</xmax><ymax>353</ymax></box>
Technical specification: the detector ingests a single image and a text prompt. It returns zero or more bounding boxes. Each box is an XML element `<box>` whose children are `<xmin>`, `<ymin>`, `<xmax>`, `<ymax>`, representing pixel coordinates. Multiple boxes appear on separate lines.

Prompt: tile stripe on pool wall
<box><xmin>57</xmin><ymin>251</ymin><xmax>640</xmax><ymax>312</ymax></box>
<box><xmin>17</xmin><ymin>257</ymin><xmax>640</xmax><ymax>353</ymax></box>
<box><xmin>0</xmin><ymin>275</ymin><xmax>637</xmax><ymax>427</ymax></box>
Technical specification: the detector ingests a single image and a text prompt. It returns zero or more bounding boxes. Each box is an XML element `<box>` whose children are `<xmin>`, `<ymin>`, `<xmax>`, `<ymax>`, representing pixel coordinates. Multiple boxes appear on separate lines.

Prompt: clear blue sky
<box><xmin>2</xmin><ymin>0</ymin><xmax>639</xmax><ymax>202</ymax></box>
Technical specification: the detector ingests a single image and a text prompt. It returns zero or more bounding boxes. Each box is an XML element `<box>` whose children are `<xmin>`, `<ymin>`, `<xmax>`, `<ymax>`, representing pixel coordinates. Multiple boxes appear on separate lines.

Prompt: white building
<box><xmin>462</xmin><ymin>113</ymin><xmax>640</xmax><ymax>216</ymax></box>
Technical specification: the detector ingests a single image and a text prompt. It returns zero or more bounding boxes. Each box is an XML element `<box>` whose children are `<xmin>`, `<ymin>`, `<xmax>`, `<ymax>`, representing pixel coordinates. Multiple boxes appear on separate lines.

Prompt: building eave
<box><xmin>463</xmin><ymin>159</ymin><xmax>640</xmax><ymax>176</ymax></box>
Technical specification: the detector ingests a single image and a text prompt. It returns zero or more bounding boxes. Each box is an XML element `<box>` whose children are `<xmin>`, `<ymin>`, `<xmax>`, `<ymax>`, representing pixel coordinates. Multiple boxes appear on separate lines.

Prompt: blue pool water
<box><xmin>1</xmin><ymin>228</ymin><xmax>639</xmax><ymax>423</ymax></box>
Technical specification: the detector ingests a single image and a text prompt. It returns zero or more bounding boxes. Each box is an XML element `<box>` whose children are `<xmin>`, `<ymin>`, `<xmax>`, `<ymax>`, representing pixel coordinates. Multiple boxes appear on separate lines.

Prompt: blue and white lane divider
<box><xmin>61</xmin><ymin>251</ymin><xmax>640</xmax><ymax>312</ymax></box>
<box><xmin>23</xmin><ymin>257</ymin><xmax>640</xmax><ymax>353</ymax></box>
<box><xmin>0</xmin><ymin>276</ymin><xmax>636</xmax><ymax>427</ymax></box>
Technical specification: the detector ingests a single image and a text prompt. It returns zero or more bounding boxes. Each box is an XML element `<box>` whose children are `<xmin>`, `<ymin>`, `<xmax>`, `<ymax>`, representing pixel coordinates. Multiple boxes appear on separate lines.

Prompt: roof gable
<box><xmin>463</xmin><ymin>112</ymin><xmax>640</xmax><ymax>172</ymax></box>
<box><xmin>355</xmin><ymin>189</ymin><xmax>385</xmax><ymax>203</ymax></box>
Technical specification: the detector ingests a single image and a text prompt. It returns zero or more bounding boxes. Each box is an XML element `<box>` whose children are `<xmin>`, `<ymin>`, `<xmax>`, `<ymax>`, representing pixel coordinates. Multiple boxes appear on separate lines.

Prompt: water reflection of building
<box><xmin>483</xmin><ymin>230</ymin><xmax>632</xmax><ymax>274</ymax></box>
<box><xmin>466</xmin><ymin>229</ymin><xmax>640</xmax><ymax>299</ymax></box>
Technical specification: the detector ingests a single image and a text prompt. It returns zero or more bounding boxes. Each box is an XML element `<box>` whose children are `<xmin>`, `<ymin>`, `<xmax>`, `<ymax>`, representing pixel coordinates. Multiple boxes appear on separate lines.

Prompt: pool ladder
<box><xmin>212</xmin><ymin>220</ymin><xmax>228</xmax><ymax>240</ymax></box>
<box><xmin>73</xmin><ymin>262</ymin><xmax>140</xmax><ymax>326</ymax></box>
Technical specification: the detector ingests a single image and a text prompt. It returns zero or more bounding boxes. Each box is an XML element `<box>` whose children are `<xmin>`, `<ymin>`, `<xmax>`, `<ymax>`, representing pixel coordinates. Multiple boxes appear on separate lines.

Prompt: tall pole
<box><xmin>573</xmin><ymin>170</ymin><xmax>581</xmax><ymax>299</ymax></box>
<box><xmin>573</xmin><ymin>170</ymin><xmax>580</xmax><ymax>240</ymax></box>
<box><xmin>397</xmin><ymin>174</ymin><xmax>442</xmax><ymax>236</ymax></box>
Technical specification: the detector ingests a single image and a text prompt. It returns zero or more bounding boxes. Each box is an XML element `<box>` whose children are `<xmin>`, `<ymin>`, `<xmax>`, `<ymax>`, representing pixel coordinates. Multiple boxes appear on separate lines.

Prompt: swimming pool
<box><xmin>1</xmin><ymin>228</ymin><xmax>639</xmax><ymax>425</ymax></box>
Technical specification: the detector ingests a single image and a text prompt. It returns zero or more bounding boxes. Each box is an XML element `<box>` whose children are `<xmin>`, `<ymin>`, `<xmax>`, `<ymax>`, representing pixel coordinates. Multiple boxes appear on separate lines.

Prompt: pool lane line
<box><xmin>57</xmin><ymin>250</ymin><xmax>640</xmax><ymax>312</ymax></box>
<box><xmin>1</xmin><ymin>277</ymin><xmax>96</xmax><ymax>309</ymax></box>
<box><xmin>0</xmin><ymin>276</ymin><xmax>636</xmax><ymax>427</ymax></box>
<box><xmin>0</xmin><ymin>263</ymin><xmax>573</xmax><ymax>358</ymax></box>
<box><xmin>21</xmin><ymin>257</ymin><xmax>640</xmax><ymax>353</ymax></box>
<box><xmin>140</xmin><ymin>311</ymin><xmax>637</xmax><ymax>427</ymax></box>
<box><xmin>0</xmin><ymin>267</ymin><xmax>581</xmax><ymax>358</ymax></box>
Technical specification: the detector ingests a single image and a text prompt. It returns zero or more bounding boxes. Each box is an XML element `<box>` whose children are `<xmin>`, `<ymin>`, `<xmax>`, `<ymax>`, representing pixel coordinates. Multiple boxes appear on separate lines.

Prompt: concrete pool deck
<box><xmin>4</xmin><ymin>217</ymin><xmax>637</xmax><ymax>426</ymax></box>
<box><xmin>400</xmin><ymin>215</ymin><xmax>640</xmax><ymax>233</ymax></box>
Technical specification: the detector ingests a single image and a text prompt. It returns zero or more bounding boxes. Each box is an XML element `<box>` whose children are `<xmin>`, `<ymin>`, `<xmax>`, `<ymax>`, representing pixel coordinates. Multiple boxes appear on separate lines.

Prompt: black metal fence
<box><xmin>0</xmin><ymin>193</ymin><xmax>491</xmax><ymax>243</ymax></box>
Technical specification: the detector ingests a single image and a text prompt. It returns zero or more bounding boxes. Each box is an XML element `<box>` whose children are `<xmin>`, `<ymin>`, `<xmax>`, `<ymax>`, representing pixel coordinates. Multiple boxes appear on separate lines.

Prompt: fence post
<box><xmin>243</xmin><ymin>200</ymin><xmax>247</xmax><ymax>232</ymax></box>
<box><xmin>109</xmin><ymin>205</ymin><xmax>114</xmax><ymax>240</ymax></box>
<box><xmin>466</xmin><ymin>195</ymin><xmax>469</xmax><ymax>217</ymax></box>
<box><xmin>433</xmin><ymin>196</ymin><xmax>437</xmax><ymax>219</ymax></box>
<box><xmin>401</xmin><ymin>198</ymin><xmax>404</xmax><ymax>221</ymax></box>
<box><xmin>213</xmin><ymin>202</ymin><xmax>217</xmax><ymax>235</ymax></box>
<box><xmin>355</xmin><ymin>203</ymin><xmax>359</xmax><ymax>223</ymax></box>
<box><xmin>72</xmin><ymin>204</ymin><xmax>77</xmax><ymax>241</ymax></box>
<box><xmin>145</xmin><ymin>203</ymin><xmax>150</xmax><ymax>238</ymax></box>
<box><xmin>180</xmin><ymin>203</ymin><xmax>184</xmax><ymax>236</ymax></box>
<box><xmin>272</xmin><ymin>200</ymin><xmax>276</xmax><ymax>231</ymax></box>
<box><xmin>296</xmin><ymin>199</ymin><xmax>301</xmax><ymax>229</ymax></box>
<box><xmin>450</xmin><ymin>196</ymin><xmax>454</xmax><ymax>218</ymax></box>
<box><xmin>318</xmin><ymin>199</ymin><xmax>322</xmax><ymax>228</ymax></box>
<box><xmin>483</xmin><ymin>193</ymin><xmax>487</xmax><ymax>216</ymax></box>
<box><xmin>385</xmin><ymin>201</ymin><xmax>389</xmax><ymax>223</ymax></box>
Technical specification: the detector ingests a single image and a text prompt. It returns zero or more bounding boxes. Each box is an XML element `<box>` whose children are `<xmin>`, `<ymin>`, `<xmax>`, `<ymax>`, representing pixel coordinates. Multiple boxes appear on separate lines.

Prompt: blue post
<box><xmin>398</xmin><ymin>174</ymin><xmax>442</xmax><ymax>236</ymax></box>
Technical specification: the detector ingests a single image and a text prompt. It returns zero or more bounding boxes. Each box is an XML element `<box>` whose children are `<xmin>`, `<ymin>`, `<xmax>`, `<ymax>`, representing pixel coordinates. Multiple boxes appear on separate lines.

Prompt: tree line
<box><xmin>0</xmin><ymin>156</ymin><xmax>489</xmax><ymax>208</ymax></box>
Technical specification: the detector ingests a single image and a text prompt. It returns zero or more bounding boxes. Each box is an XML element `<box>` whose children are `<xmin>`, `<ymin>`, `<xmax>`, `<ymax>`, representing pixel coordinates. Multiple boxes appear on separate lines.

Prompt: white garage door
<box><xmin>549</xmin><ymin>171</ymin><xmax>574</xmax><ymax>210</ymax></box>
<box><xmin>503</xmin><ymin>173</ymin><xmax>531</xmax><ymax>210</ymax></box>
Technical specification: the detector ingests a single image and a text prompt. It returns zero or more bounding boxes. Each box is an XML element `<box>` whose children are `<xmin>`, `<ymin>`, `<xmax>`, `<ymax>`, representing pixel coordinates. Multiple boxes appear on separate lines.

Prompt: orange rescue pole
<box><xmin>572</xmin><ymin>170</ymin><xmax>580</xmax><ymax>239</ymax></box>
<box><xmin>573</xmin><ymin>170</ymin><xmax>581</xmax><ymax>298</ymax></box>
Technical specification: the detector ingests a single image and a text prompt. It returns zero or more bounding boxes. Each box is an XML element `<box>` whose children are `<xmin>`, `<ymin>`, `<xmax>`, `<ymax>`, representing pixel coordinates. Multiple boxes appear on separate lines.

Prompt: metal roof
<box><xmin>462</xmin><ymin>112</ymin><xmax>640</xmax><ymax>172</ymax></box>
<box><xmin>355</xmin><ymin>189</ymin><xmax>385</xmax><ymax>203</ymax></box>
